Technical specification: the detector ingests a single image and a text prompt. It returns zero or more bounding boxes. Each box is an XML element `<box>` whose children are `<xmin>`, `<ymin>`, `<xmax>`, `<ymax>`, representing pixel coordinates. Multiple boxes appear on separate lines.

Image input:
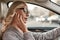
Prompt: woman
<box><xmin>1</xmin><ymin>1</ymin><xmax>60</xmax><ymax>40</ymax></box>
<box><xmin>2</xmin><ymin>1</ymin><xmax>34</xmax><ymax>40</ymax></box>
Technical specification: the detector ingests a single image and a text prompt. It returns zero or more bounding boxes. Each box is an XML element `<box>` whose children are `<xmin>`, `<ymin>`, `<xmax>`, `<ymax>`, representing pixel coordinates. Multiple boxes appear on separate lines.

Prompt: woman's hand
<box><xmin>19</xmin><ymin>15</ymin><xmax>29</xmax><ymax>32</ymax></box>
<box><xmin>15</xmin><ymin>13</ymin><xmax>29</xmax><ymax>33</ymax></box>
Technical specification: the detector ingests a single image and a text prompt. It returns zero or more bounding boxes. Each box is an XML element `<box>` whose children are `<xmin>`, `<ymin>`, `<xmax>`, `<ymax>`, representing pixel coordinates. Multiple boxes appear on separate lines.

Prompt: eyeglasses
<box><xmin>17</xmin><ymin>8</ymin><xmax>29</xmax><ymax>14</ymax></box>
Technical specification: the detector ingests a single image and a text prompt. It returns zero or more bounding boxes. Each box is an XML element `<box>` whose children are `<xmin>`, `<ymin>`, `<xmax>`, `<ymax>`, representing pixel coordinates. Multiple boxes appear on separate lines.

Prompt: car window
<box><xmin>8</xmin><ymin>2</ymin><xmax>60</xmax><ymax>27</ymax></box>
<box><xmin>26</xmin><ymin>3</ymin><xmax>60</xmax><ymax>27</ymax></box>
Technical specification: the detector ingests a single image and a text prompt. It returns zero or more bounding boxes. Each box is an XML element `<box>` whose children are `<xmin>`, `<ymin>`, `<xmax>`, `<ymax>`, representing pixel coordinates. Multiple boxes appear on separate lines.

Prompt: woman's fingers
<box><xmin>20</xmin><ymin>16</ymin><xmax>25</xmax><ymax>25</ymax></box>
<box><xmin>15</xmin><ymin>13</ymin><xmax>28</xmax><ymax>32</ymax></box>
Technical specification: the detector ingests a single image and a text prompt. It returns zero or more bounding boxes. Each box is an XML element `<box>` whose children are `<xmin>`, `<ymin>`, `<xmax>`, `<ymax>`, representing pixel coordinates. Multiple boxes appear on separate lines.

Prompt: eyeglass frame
<box><xmin>16</xmin><ymin>7</ymin><xmax>29</xmax><ymax>14</ymax></box>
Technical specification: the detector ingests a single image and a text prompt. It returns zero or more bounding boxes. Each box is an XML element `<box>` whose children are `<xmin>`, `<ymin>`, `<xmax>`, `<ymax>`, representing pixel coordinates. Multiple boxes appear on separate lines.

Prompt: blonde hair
<box><xmin>1</xmin><ymin>1</ymin><xmax>26</xmax><ymax>33</ymax></box>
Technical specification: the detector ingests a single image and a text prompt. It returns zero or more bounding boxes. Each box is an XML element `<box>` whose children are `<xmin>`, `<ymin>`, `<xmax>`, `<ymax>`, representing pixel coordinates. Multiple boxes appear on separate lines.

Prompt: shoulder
<box><xmin>2</xmin><ymin>27</ymin><xmax>20</xmax><ymax>40</ymax></box>
<box><xmin>3</xmin><ymin>28</ymin><xmax>17</xmax><ymax>37</ymax></box>
<box><xmin>3</xmin><ymin>26</ymin><xmax>18</xmax><ymax>37</ymax></box>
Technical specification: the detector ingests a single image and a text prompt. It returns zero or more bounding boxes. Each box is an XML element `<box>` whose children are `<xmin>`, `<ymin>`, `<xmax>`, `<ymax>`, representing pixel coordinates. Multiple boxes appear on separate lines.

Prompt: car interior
<box><xmin>0</xmin><ymin>0</ymin><xmax>60</xmax><ymax>40</ymax></box>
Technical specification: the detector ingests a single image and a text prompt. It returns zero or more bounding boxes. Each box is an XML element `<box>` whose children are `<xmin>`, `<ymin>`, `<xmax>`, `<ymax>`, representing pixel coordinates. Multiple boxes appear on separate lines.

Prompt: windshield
<box><xmin>26</xmin><ymin>3</ymin><xmax>60</xmax><ymax>27</ymax></box>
